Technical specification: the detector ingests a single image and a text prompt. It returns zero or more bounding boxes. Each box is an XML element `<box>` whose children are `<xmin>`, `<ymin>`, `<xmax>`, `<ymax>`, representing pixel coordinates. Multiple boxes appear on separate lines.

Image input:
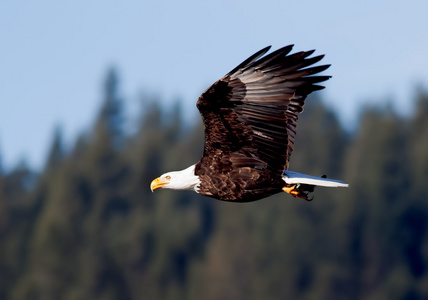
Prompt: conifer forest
<box><xmin>1</xmin><ymin>69</ymin><xmax>428</xmax><ymax>300</ymax></box>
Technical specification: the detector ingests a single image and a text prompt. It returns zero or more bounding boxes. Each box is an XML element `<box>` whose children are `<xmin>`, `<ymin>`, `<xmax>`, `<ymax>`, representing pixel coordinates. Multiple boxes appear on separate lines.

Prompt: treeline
<box><xmin>0</xmin><ymin>69</ymin><xmax>428</xmax><ymax>300</ymax></box>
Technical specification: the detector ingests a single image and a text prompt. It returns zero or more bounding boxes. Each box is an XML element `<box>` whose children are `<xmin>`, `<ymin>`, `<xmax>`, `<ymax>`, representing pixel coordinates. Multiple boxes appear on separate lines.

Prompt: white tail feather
<box><xmin>283</xmin><ymin>170</ymin><xmax>349</xmax><ymax>187</ymax></box>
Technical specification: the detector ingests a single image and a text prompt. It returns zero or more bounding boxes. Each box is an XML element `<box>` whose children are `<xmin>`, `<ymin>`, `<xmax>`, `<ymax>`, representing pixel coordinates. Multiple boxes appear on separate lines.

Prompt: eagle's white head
<box><xmin>150</xmin><ymin>164</ymin><xmax>200</xmax><ymax>192</ymax></box>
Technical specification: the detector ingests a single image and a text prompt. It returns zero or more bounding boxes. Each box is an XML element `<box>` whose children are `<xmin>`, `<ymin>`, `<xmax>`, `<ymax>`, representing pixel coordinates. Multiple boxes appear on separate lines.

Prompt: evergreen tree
<box><xmin>44</xmin><ymin>126</ymin><xmax>64</xmax><ymax>171</ymax></box>
<box><xmin>0</xmin><ymin>161</ymin><xmax>38</xmax><ymax>300</ymax></box>
<box><xmin>93</xmin><ymin>67</ymin><xmax>124</xmax><ymax>150</ymax></box>
<box><xmin>344</xmin><ymin>105</ymin><xmax>418</xmax><ymax>299</ymax></box>
<box><xmin>0</xmin><ymin>142</ymin><xmax>3</xmax><ymax>175</ymax></box>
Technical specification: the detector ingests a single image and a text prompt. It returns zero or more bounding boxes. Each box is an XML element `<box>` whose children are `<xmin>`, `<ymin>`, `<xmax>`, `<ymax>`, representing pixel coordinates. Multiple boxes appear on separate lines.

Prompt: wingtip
<box><xmin>305</xmin><ymin>49</ymin><xmax>316</xmax><ymax>57</ymax></box>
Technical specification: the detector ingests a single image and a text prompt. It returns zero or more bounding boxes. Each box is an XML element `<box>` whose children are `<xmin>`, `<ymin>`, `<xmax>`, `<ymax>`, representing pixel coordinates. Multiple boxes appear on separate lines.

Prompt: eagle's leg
<box><xmin>282</xmin><ymin>184</ymin><xmax>314</xmax><ymax>201</ymax></box>
<box><xmin>282</xmin><ymin>185</ymin><xmax>299</xmax><ymax>197</ymax></box>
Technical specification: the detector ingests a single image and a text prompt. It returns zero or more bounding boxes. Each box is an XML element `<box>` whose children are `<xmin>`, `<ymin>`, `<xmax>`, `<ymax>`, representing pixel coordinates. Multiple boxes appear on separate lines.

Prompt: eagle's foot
<box><xmin>282</xmin><ymin>184</ymin><xmax>314</xmax><ymax>201</ymax></box>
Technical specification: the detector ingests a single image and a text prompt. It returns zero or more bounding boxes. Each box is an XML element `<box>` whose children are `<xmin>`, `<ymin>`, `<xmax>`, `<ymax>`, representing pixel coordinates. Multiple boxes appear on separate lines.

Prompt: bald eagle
<box><xmin>151</xmin><ymin>45</ymin><xmax>348</xmax><ymax>202</ymax></box>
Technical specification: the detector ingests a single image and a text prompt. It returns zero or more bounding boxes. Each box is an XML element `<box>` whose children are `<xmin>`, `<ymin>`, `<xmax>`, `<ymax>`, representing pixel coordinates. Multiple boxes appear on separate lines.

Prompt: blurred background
<box><xmin>1</xmin><ymin>0</ymin><xmax>428</xmax><ymax>299</ymax></box>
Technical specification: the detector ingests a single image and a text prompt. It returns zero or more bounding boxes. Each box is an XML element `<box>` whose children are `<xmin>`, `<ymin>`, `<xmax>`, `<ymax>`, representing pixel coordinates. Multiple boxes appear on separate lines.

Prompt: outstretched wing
<box><xmin>196</xmin><ymin>45</ymin><xmax>330</xmax><ymax>174</ymax></box>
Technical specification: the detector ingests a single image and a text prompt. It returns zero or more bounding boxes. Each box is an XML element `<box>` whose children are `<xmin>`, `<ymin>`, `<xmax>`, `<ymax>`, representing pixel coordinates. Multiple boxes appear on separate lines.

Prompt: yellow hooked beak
<box><xmin>150</xmin><ymin>177</ymin><xmax>169</xmax><ymax>192</ymax></box>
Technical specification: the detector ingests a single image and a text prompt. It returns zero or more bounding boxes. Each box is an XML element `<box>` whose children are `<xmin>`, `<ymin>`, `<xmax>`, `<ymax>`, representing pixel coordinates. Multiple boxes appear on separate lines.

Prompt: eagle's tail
<box><xmin>282</xmin><ymin>170</ymin><xmax>348</xmax><ymax>201</ymax></box>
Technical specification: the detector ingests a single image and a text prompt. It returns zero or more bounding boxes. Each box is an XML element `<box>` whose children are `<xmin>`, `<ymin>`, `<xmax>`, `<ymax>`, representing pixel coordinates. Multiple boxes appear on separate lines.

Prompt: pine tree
<box><xmin>343</xmin><ymin>105</ymin><xmax>417</xmax><ymax>299</ymax></box>
<box><xmin>44</xmin><ymin>126</ymin><xmax>64</xmax><ymax>171</ymax></box>
<box><xmin>93</xmin><ymin>67</ymin><xmax>124</xmax><ymax>150</ymax></box>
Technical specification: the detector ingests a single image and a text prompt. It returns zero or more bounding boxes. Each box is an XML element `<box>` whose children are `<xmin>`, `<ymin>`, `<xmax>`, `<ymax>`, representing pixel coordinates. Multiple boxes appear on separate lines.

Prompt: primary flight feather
<box><xmin>151</xmin><ymin>45</ymin><xmax>348</xmax><ymax>202</ymax></box>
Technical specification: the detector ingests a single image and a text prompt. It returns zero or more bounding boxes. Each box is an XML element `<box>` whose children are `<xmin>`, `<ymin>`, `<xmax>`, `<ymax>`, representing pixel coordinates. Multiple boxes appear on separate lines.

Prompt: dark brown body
<box><xmin>195</xmin><ymin>155</ymin><xmax>284</xmax><ymax>202</ymax></box>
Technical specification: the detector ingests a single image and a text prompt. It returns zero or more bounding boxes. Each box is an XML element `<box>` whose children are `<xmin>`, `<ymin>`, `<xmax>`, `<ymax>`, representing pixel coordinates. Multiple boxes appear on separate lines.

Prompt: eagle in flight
<box><xmin>151</xmin><ymin>45</ymin><xmax>348</xmax><ymax>202</ymax></box>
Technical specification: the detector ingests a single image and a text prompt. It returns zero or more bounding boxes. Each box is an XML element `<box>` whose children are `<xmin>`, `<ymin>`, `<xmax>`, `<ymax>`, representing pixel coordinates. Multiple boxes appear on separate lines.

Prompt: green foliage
<box><xmin>1</xmin><ymin>70</ymin><xmax>428</xmax><ymax>299</ymax></box>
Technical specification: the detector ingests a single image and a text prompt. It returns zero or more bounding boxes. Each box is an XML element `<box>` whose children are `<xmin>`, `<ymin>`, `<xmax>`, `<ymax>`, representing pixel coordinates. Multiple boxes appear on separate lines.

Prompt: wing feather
<box><xmin>196</xmin><ymin>45</ymin><xmax>330</xmax><ymax>174</ymax></box>
<box><xmin>226</xmin><ymin>46</ymin><xmax>272</xmax><ymax>75</ymax></box>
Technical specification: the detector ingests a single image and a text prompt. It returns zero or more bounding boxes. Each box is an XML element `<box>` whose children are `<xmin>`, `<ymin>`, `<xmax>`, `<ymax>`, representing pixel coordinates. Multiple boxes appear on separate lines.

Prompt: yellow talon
<box><xmin>282</xmin><ymin>186</ymin><xmax>294</xmax><ymax>194</ymax></box>
<box><xmin>282</xmin><ymin>185</ymin><xmax>299</xmax><ymax>197</ymax></box>
<box><xmin>282</xmin><ymin>185</ymin><xmax>313</xmax><ymax>201</ymax></box>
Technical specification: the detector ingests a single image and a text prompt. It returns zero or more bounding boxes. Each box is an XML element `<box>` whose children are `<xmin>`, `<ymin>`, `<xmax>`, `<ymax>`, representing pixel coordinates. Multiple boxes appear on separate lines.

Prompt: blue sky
<box><xmin>1</xmin><ymin>0</ymin><xmax>427</xmax><ymax>170</ymax></box>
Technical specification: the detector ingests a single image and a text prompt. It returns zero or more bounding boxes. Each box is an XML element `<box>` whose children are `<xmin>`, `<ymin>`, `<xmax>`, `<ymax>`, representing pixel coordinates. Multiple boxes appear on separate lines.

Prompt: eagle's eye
<box><xmin>166</xmin><ymin>175</ymin><xmax>171</xmax><ymax>180</ymax></box>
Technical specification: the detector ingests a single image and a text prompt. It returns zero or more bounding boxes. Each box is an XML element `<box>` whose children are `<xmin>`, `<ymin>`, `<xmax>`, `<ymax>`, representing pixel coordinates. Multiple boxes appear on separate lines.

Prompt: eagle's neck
<box><xmin>171</xmin><ymin>164</ymin><xmax>201</xmax><ymax>192</ymax></box>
